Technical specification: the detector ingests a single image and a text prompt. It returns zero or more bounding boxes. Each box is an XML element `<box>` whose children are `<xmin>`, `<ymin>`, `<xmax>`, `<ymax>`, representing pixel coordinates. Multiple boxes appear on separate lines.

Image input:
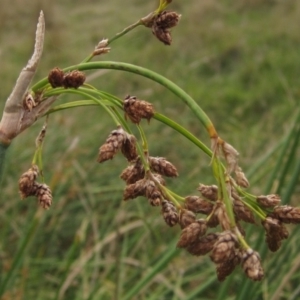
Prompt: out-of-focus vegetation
<box><xmin>0</xmin><ymin>0</ymin><xmax>299</xmax><ymax>299</ymax></box>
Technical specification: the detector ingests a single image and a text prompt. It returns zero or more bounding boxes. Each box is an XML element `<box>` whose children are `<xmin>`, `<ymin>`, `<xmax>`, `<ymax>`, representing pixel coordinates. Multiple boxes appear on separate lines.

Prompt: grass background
<box><xmin>0</xmin><ymin>0</ymin><xmax>299</xmax><ymax>299</ymax></box>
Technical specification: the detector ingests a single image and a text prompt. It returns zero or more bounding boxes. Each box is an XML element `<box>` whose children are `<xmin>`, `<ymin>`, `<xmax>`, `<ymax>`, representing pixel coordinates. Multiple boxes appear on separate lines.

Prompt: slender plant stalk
<box><xmin>0</xmin><ymin>210</ymin><xmax>43</xmax><ymax>297</ymax></box>
<box><xmin>0</xmin><ymin>142</ymin><xmax>8</xmax><ymax>186</ymax></box>
<box><xmin>32</xmin><ymin>61</ymin><xmax>218</xmax><ymax>139</ymax></box>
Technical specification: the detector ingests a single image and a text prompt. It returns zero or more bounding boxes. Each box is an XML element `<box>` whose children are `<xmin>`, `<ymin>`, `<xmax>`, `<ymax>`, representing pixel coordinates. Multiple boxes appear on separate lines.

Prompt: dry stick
<box><xmin>0</xmin><ymin>11</ymin><xmax>45</xmax><ymax>145</ymax></box>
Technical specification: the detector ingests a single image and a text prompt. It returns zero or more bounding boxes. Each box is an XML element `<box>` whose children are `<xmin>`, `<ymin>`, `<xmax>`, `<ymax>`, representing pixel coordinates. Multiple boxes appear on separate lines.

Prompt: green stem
<box><xmin>0</xmin><ymin>142</ymin><xmax>8</xmax><ymax>186</ymax></box>
<box><xmin>154</xmin><ymin>113</ymin><xmax>212</xmax><ymax>157</ymax></box>
<box><xmin>32</xmin><ymin>61</ymin><xmax>218</xmax><ymax>138</ymax></box>
<box><xmin>137</xmin><ymin>124</ymin><xmax>148</xmax><ymax>152</ymax></box>
<box><xmin>215</xmin><ymin>158</ymin><xmax>235</xmax><ymax>228</ymax></box>
<box><xmin>45</xmin><ymin>88</ymin><xmax>120</xmax><ymax>126</ymax></box>
<box><xmin>108</xmin><ymin>20</ymin><xmax>143</xmax><ymax>45</ymax></box>
<box><xmin>0</xmin><ymin>210</ymin><xmax>42</xmax><ymax>296</ymax></box>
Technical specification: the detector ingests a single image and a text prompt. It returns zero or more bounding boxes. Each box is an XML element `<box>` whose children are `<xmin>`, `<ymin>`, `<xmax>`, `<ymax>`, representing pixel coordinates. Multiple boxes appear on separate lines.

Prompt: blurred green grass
<box><xmin>0</xmin><ymin>0</ymin><xmax>299</xmax><ymax>299</ymax></box>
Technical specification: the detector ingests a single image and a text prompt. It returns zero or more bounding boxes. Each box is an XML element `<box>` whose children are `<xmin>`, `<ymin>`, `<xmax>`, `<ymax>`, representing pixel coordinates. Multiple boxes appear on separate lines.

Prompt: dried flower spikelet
<box><xmin>233</xmin><ymin>198</ymin><xmax>255</xmax><ymax>224</ymax></box>
<box><xmin>257</xmin><ymin>194</ymin><xmax>281</xmax><ymax>208</ymax></box>
<box><xmin>121</xmin><ymin>134</ymin><xmax>138</xmax><ymax>162</ymax></box>
<box><xmin>273</xmin><ymin>205</ymin><xmax>300</xmax><ymax>224</ymax></box>
<box><xmin>48</xmin><ymin>67</ymin><xmax>64</xmax><ymax>88</ymax></box>
<box><xmin>210</xmin><ymin>231</ymin><xmax>238</xmax><ymax>264</ymax></box>
<box><xmin>206</xmin><ymin>210</ymin><xmax>220</xmax><ymax>228</ymax></box>
<box><xmin>186</xmin><ymin>233</ymin><xmax>219</xmax><ymax>256</ymax></box>
<box><xmin>221</xmin><ymin>142</ymin><xmax>239</xmax><ymax>174</ymax></box>
<box><xmin>151</xmin><ymin>11</ymin><xmax>181</xmax><ymax>45</ymax></box>
<box><xmin>123</xmin><ymin>95</ymin><xmax>154</xmax><ymax>124</ymax></box>
<box><xmin>152</xmin><ymin>25</ymin><xmax>172</xmax><ymax>45</ymax></box>
<box><xmin>63</xmin><ymin>70</ymin><xmax>86</xmax><ymax>89</ymax></box>
<box><xmin>145</xmin><ymin>179</ymin><xmax>163</xmax><ymax>206</ymax></box>
<box><xmin>19</xmin><ymin>165</ymin><xmax>39</xmax><ymax>199</ymax></box>
<box><xmin>93</xmin><ymin>39</ymin><xmax>110</xmax><ymax>56</ymax></box>
<box><xmin>216</xmin><ymin>203</ymin><xmax>231</xmax><ymax>230</ymax></box>
<box><xmin>184</xmin><ymin>196</ymin><xmax>214</xmax><ymax>215</ymax></box>
<box><xmin>177</xmin><ymin>219</ymin><xmax>207</xmax><ymax>248</ymax></box>
<box><xmin>241</xmin><ymin>249</ymin><xmax>264</xmax><ymax>281</ymax></box>
<box><xmin>120</xmin><ymin>158</ymin><xmax>145</xmax><ymax>184</ymax></box>
<box><xmin>98</xmin><ymin>127</ymin><xmax>126</xmax><ymax>162</ymax></box>
<box><xmin>123</xmin><ymin>179</ymin><xmax>146</xmax><ymax>201</ymax></box>
<box><xmin>149</xmin><ymin>156</ymin><xmax>178</xmax><ymax>177</ymax></box>
<box><xmin>179</xmin><ymin>209</ymin><xmax>196</xmax><ymax>229</ymax></box>
<box><xmin>217</xmin><ymin>254</ymin><xmax>240</xmax><ymax>282</ymax></box>
<box><xmin>35</xmin><ymin>183</ymin><xmax>52</xmax><ymax>209</ymax></box>
<box><xmin>235</xmin><ymin>167</ymin><xmax>249</xmax><ymax>188</ymax></box>
<box><xmin>198</xmin><ymin>184</ymin><xmax>218</xmax><ymax>201</ymax></box>
<box><xmin>155</xmin><ymin>11</ymin><xmax>181</xmax><ymax>29</ymax></box>
<box><xmin>262</xmin><ymin>217</ymin><xmax>289</xmax><ymax>252</ymax></box>
<box><xmin>161</xmin><ymin>199</ymin><xmax>179</xmax><ymax>227</ymax></box>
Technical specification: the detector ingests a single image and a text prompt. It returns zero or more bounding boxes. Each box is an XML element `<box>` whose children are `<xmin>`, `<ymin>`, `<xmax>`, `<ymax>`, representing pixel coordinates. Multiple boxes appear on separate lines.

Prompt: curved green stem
<box><xmin>154</xmin><ymin>113</ymin><xmax>212</xmax><ymax>157</ymax></box>
<box><xmin>45</xmin><ymin>88</ymin><xmax>120</xmax><ymax>126</ymax></box>
<box><xmin>32</xmin><ymin>61</ymin><xmax>218</xmax><ymax>139</ymax></box>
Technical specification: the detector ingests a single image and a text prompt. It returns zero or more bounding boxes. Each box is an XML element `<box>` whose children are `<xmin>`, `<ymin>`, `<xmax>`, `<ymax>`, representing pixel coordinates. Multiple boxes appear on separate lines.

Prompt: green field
<box><xmin>0</xmin><ymin>0</ymin><xmax>299</xmax><ymax>299</ymax></box>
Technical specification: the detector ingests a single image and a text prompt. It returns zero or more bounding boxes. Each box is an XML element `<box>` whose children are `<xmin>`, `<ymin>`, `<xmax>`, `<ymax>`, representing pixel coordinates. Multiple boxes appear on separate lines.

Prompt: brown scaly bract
<box><xmin>123</xmin><ymin>95</ymin><xmax>154</xmax><ymax>124</ymax></box>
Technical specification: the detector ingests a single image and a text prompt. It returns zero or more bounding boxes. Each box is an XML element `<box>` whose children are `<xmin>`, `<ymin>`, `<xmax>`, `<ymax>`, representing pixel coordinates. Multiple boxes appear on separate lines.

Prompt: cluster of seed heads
<box><xmin>150</xmin><ymin>11</ymin><xmax>181</xmax><ymax>45</ymax></box>
<box><xmin>17</xmin><ymin>90</ymin><xmax>300</xmax><ymax>283</ymax></box>
<box><xmin>18</xmin><ymin>165</ymin><xmax>52</xmax><ymax>209</ymax></box>
<box><xmin>48</xmin><ymin>67</ymin><xmax>86</xmax><ymax>89</ymax></box>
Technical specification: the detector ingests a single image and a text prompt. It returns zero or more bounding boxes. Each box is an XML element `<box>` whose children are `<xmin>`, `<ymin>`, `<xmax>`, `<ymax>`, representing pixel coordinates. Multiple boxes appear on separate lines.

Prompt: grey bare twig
<box><xmin>0</xmin><ymin>11</ymin><xmax>55</xmax><ymax>146</ymax></box>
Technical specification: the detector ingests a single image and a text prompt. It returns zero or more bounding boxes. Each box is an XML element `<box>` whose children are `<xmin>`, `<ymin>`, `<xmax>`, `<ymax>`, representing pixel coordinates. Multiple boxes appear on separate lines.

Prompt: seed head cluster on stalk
<box><xmin>0</xmin><ymin>0</ymin><xmax>296</xmax><ymax>285</ymax></box>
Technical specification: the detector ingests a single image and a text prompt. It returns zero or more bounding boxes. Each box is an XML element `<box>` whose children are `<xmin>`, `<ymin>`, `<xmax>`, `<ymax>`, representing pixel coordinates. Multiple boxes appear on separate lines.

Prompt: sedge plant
<box><xmin>0</xmin><ymin>0</ymin><xmax>299</xmax><ymax>297</ymax></box>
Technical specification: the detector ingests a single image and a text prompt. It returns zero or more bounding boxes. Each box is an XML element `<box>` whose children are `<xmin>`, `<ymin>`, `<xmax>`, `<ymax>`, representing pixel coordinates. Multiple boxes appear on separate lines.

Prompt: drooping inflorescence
<box><xmin>11</xmin><ymin>0</ymin><xmax>299</xmax><ymax>285</ymax></box>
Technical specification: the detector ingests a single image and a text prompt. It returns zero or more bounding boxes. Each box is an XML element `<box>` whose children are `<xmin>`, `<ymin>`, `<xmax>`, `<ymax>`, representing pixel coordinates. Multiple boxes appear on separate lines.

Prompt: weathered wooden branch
<box><xmin>0</xmin><ymin>11</ymin><xmax>55</xmax><ymax>146</ymax></box>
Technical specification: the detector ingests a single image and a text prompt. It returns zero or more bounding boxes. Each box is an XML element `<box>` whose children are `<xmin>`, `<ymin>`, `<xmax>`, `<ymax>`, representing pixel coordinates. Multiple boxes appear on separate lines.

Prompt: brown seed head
<box><xmin>235</xmin><ymin>167</ymin><xmax>250</xmax><ymax>188</ymax></box>
<box><xmin>35</xmin><ymin>183</ymin><xmax>52</xmax><ymax>209</ymax></box>
<box><xmin>198</xmin><ymin>184</ymin><xmax>218</xmax><ymax>201</ymax></box>
<box><xmin>262</xmin><ymin>217</ymin><xmax>289</xmax><ymax>252</ymax></box>
<box><xmin>257</xmin><ymin>194</ymin><xmax>281</xmax><ymax>208</ymax></box>
<box><xmin>186</xmin><ymin>233</ymin><xmax>219</xmax><ymax>256</ymax></box>
<box><xmin>19</xmin><ymin>165</ymin><xmax>39</xmax><ymax>199</ymax></box>
<box><xmin>216</xmin><ymin>203</ymin><xmax>232</xmax><ymax>230</ymax></box>
<box><xmin>241</xmin><ymin>249</ymin><xmax>264</xmax><ymax>281</ymax></box>
<box><xmin>161</xmin><ymin>199</ymin><xmax>179</xmax><ymax>227</ymax></box>
<box><xmin>145</xmin><ymin>179</ymin><xmax>163</xmax><ymax>206</ymax></box>
<box><xmin>120</xmin><ymin>158</ymin><xmax>145</xmax><ymax>184</ymax></box>
<box><xmin>184</xmin><ymin>196</ymin><xmax>214</xmax><ymax>215</ymax></box>
<box><xmin>98</xmin><ymin>127</ymin><xmax>126</xmax><ymax>162</ymax></box>
<box><xmin>48</xmin><ymin>67</ymin><xmax>64</xmax><ymax>88</ymax></box>
<box><xmin>179</xmin><ymin>209</ymin><xmax>196</xmax><ymax>229</ymax></box>
<box><xmin>151</xmin><ymin>11</ymin><xmax>180</xmax><ymax>45</ymax></box>
<box><xmin>149</xmin><ymin>156</ymin><xmax>178</xmax><ymax>177</ymax></box>
<box><xmin>123</xmin><ymin>179</ymin><xmax>147</xmax><ymax>201</ymax></box>
<box><xmin>233</xmin><ymin>198</ymin><xmax>255</xmax><ymax>224</ymax></box>
<box><xmin>123</xmin><ymin>95</ymin><xmax>154</xmax><ymax>124</ymax></box>
<box><xmin>63</xmin><ymin>70</ymin><xmax>86</xmax><ymax>89</ymax></box>
<box><xmin>151</xmin><ymin>25</ymin><xmax>172</xmax><ymax>45</ymax></box>
<box><xmin>216</xmin><ymin>254</ymin><xmax>240</xmax><ymax>282</ymax></box>
<box><xmin>121</xmin><ymin>134</ymin><xmax>138</xmax><ymax>162</ymax></box>
<box><xmin>210</xmin><ymin>231</ymin><xmax>238</xmax><ymax>264</ymax></box>
<box><xmin>155</xmin><ymin>11</ymin><xmax>181</xmax><ymax>29</ymax></box>
<box><xmin>272</xmin><ymin>205</ymin><xmax>300</xmax><ymax>224</ymax></box>
<box><xmin>177</xmin><ymin>219</ymin><xmax>207</xmax><ymax>248</ymax></box>
<box><xmin>221</xmin><ymin>142</ymin><xmax>239</xmax><ymax>174</ymax></box>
